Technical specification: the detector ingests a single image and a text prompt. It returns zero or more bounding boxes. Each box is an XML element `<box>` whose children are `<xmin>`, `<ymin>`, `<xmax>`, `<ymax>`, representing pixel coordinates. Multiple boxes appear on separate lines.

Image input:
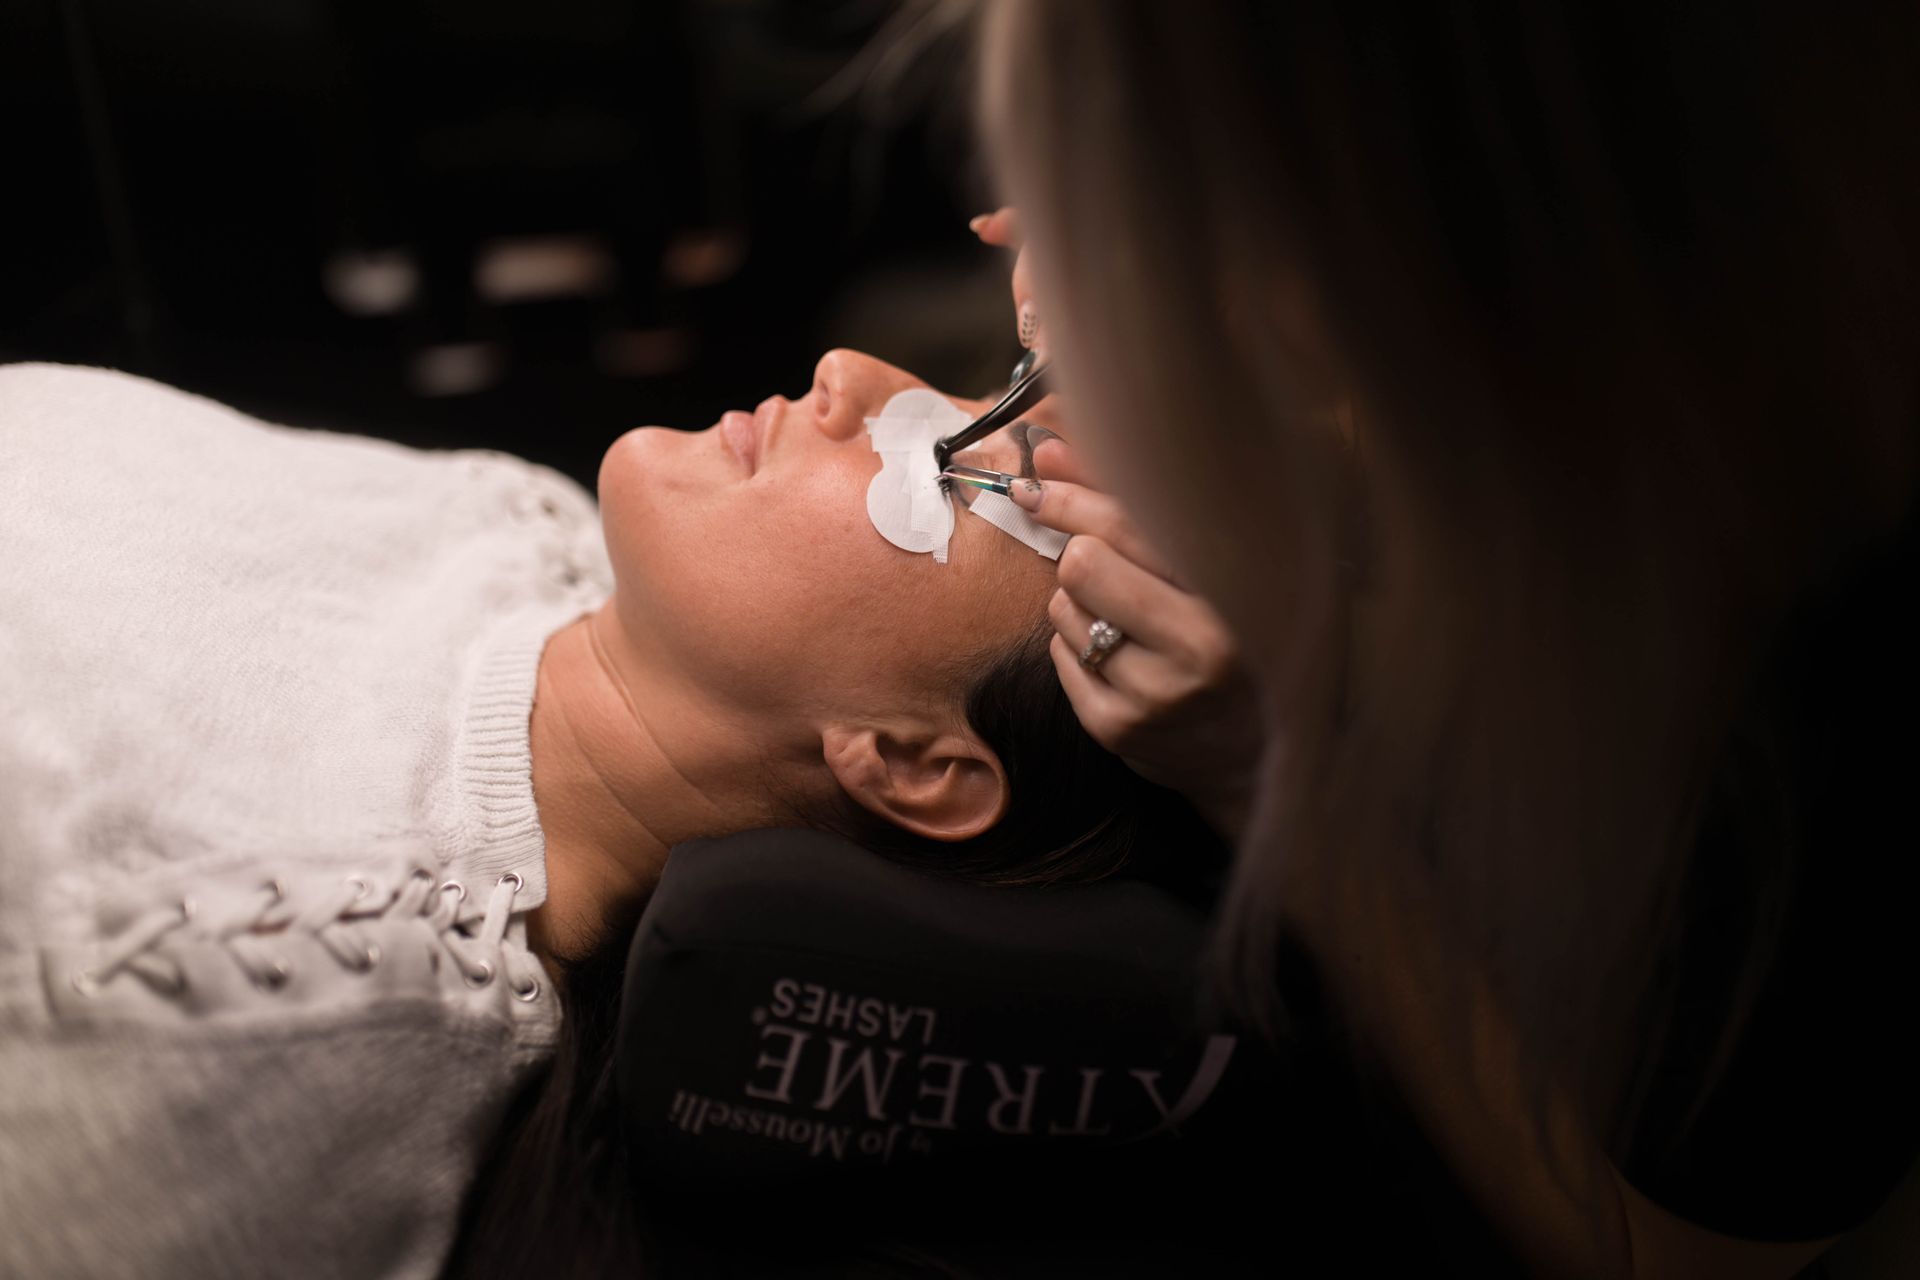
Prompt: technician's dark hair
<box><xmin>441</xmin><ymin>622</ymin><xmax>1230</xmax><ymax>1279</ymax></box>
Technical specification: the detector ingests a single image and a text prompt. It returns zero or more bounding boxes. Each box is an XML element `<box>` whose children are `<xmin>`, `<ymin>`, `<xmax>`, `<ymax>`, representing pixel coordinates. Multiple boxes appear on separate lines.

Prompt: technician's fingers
<box><xmin>1047</xmin><ymin>632</ymin><xmax>1141</xmax><ymax>753</ymax></box>
<box><xmin>1053</xmin><ymin>536</ymin><xmax>1201</xmax><ymax>656</ymax></box>
<box><xmin>1047</xmin><ymin>586</ymin><xmax>1185</xmax><ymax>693</ymax></box>
<box><xmin>1014</xmin><ymin>481</ymin><xmax>1178</xmax><ymax>582</ymax></box>
<box><xmin>1011</xmin><ymin>249</ymin><xmax>1042</xmax><ymax>353</ymax></box>
<box><xmin>969</xmin><ymin>207</ymin><xmax>1046</xmax><ymax>356</ymax></box>
<box><xmin>969</xmin><ymin>207</ymin><xmax>1021</xmax><ymax>249</ymax></box>
<box><xmin>1029</xmin><ymin>432</ymin><xmax>1097</xmax><ymax>488</ymax></box>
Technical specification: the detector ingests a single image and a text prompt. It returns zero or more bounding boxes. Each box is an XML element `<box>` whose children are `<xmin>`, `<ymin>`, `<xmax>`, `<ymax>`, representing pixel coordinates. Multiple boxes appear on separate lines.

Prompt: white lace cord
<box><xmin>214</xmin><ymin>879</ymin><xmax>302</xmax><ymax>990</ymax></box>
<box><xmin>70</xmin><ymin>869</ymin><xmax>540</xmax><ymax>1003</ymax></box>
<box><xmin>69</xmin><ymin>899</ymin><xmax>198</xmax><ymax>997</ymax></box>
<box><xmin>439</xmin><ymin>872</ymin><xmax>542</xmax><ymax>1000</ymax></box>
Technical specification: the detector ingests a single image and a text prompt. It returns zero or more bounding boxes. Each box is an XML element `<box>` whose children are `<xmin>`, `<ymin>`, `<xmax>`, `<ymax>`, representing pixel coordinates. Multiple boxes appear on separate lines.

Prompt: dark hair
<box><xmin>824</xmin><ymin>618</ymin><xmax>1224</xmax><ymax>899</ymax></box>
<box><xmin>440</xmin><ymin>622</ymin><xmax>1229</xmax><ymax>1279</ymax></box>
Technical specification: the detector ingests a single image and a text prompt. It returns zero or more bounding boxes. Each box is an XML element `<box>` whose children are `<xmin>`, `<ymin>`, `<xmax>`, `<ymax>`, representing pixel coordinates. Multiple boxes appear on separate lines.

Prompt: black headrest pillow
<box><xmin>614</xmin><ymin>828</ymin><xmax>1274</xmax><ymax>1225</ymax></box>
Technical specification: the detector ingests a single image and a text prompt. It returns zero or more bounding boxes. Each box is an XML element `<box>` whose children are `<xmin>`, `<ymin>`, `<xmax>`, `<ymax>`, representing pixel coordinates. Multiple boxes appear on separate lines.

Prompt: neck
<box><xmin>525</xmin><ymin>601</ymin><xmax>745</xmax><ymax>976</ymax></box>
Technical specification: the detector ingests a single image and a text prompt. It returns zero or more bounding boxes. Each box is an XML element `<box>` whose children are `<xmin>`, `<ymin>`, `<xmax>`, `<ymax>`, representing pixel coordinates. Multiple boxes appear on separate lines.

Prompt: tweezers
<box><xmin>932</xmin><ymin>353</ymin><xmax>1050</xmax><ymax>472</ymax></box>
<box><xmin>940</xmin><ymin>463</ymin><xmax>1018</xmax><ymax>495</ymax></box>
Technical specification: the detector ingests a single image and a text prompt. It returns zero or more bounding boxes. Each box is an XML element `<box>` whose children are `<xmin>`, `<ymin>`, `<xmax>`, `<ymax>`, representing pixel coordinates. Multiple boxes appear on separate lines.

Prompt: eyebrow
<box><xmin>1008</xmin><ymin>421</ymin><xmax>1041</xmax><ymax>478</ymax></box>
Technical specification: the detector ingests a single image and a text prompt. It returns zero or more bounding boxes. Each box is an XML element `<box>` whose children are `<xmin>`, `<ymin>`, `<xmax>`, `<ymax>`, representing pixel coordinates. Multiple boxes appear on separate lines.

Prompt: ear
<box><xmin>820</xmin><ymin>720</ymin><xmax>1010</xmax><ymax>842</ymax></box>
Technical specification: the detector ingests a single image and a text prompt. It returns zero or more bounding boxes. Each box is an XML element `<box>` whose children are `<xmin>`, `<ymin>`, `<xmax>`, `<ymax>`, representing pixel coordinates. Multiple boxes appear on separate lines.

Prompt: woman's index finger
<box><xmin>1030</xmin><ymin>432</ymin><xmax>1096</xmax><ymax>486</ymax></box>
<box><xmin>1016</xmin><ymin>477</ymin><xmax>1179</xmax><ymax>582</ymax></box>
<box><xmin>972</xmin><ymin>206</ymin><xmax>1022</xmax><ymax>248</ymax></box>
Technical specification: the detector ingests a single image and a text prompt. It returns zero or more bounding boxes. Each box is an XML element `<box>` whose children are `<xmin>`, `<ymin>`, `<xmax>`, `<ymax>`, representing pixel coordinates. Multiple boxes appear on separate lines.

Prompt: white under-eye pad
<box><xmin>865</xmin><ymin>388</ymin><xmax>969</xmax><ymax>565</ymax></box>
<box><xmin>968</xmin><ymin>489</ymin><xmax>1071</xmax><ymax>560</ymax></box>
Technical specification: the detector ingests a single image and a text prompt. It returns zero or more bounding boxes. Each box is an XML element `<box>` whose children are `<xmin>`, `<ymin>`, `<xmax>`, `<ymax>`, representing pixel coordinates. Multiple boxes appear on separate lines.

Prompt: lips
<box><xmin>720</xmin><ymin>410</ymin><xmax>757</xmax><ymax>474</ymax></box>
<box><xmin>720</xmin><ymin>397</ymin><xmax>785</xmax><ymax>475</ymax></box>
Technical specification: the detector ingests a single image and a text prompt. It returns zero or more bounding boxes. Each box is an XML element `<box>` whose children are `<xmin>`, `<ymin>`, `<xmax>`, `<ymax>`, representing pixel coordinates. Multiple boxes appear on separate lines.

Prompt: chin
<box><xmin>598</xmin><ymin>425</ymin><xmax>663</xmax><ymax>499</ymax></box>
<box><xmin>597</xmin><ymin>427</ymin><xmax>674</xmax><ymax>576</ymax></box>
<box><xmin>601</xmin><ymin>425</ymin><xmax>705</xmax><ymax>511</ymax></box>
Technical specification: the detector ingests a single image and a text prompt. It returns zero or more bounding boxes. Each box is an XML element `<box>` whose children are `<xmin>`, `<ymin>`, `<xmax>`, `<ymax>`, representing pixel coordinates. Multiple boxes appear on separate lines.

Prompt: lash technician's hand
<box><xmin>1012</xmin><ymin>434</ymin><xmax>1262</xmax><ymax>843</ymax></box>
<box><xmin>970</xmin><ymin>207</ymin><xmax>1045</xmax><ymax>358</ymax></box>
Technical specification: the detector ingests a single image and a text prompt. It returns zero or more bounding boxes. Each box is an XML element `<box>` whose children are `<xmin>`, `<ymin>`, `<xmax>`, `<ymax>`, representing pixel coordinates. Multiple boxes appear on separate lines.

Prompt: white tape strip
<box><xmin>865</xmin><ymin>388</ymin><xmax>1068</xmax><ymax>565</ymax></box>
<box><xmin>967</xmin><ymin>490</ymin><xmax>1070</xmax><ymax>560</ymax></box>
<box><xmin>865</xmin><ymin>389</ymin><xmax>964</xmax><ymax>565</ymax></box>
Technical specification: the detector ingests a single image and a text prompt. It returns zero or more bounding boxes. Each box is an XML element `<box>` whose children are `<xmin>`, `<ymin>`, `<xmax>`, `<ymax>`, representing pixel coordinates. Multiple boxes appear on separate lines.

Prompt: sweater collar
<box><xmin>445</xmin><ymin>599</ymin><xmax>602</xmax><ymax>911</ymax></box>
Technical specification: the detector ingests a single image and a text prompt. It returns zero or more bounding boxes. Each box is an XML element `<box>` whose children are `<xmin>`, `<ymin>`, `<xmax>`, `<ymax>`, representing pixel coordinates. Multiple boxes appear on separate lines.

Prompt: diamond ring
<box><xmin>1079</xmin><ymin>619</ymin><xmax>1126</xmax><ymax>671</ymax></box>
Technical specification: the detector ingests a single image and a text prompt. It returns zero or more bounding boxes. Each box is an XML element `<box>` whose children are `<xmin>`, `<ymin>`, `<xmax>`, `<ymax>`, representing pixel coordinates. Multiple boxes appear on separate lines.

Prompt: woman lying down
<box><xmin>0</xmin><ymin>352</ymin><xmax>1221</xmax><ymax>1278</ymax></box>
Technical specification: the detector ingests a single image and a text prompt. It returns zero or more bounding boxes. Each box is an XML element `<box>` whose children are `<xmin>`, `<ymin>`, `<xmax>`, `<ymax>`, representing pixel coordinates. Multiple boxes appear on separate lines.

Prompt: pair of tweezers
<box><xmin>932</xmin><ymin>354</ymin><xmax>1050</xmax><ymax>472</ymax></box>
<box><xmin>940</xmin><ymin>463</ymin><xmax>1017</xmax><ymax>495</ymax></box>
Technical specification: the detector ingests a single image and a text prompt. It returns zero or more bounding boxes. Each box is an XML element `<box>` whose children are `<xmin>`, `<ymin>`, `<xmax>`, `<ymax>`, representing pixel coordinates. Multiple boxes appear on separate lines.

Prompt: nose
<box><xmin>808</xmin><ymin>349</ymin><xmax>927</xmax><ymax>443</ymax></box>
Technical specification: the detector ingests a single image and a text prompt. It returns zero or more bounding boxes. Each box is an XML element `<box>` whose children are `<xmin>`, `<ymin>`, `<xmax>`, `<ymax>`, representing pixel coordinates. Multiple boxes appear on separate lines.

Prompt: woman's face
<box><xmin>598</xmin><ymin>350</ymin><xmax>1056</xmax><ymax>736</ymax></box>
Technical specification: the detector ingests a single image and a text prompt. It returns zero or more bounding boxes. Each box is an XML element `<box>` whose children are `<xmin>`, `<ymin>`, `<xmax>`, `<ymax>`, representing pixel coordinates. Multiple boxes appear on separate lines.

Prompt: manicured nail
<box><xmin>968</xmin><ymin>214</ymin><xmax>991</xmax><ymax>235</ymax></box>
<box><xmin>1010</xmin><ymin>478</ymin><xmax>1043</xmax><ymax>510</ymax></box>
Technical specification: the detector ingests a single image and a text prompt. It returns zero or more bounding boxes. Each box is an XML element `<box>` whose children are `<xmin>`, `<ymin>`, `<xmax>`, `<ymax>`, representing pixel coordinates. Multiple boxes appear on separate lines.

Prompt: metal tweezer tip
<box><xmin>940</xmin><ymin>465</ymin><xmax>1017</xmax><ymax>495</ymax></box>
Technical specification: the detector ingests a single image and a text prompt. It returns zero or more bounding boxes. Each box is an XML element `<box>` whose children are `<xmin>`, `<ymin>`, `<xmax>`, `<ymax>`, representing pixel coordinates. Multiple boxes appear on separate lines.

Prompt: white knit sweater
<box><xmin>0</xmin><ymin>363</ymin><xmax>615</xmax><ymax>1279</ymax></box>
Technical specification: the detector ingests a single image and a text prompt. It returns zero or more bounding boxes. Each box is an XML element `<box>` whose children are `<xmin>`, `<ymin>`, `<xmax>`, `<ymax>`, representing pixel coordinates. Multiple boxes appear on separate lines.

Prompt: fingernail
<box><xmin>1010</xmin><ymin>478</ymin><xmax>1043</xmax><ymax>510</ymax></box>
<box><xmin>968</xmin><ymin>213</ymin><xmax>991</xmax><ymax>234</ymax></box>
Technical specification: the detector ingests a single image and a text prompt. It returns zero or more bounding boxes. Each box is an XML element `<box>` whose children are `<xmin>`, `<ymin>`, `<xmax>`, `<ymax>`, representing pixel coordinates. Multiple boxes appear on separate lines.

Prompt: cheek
<box><xmin>598</xmin><ymin>436</ymin><xmax>946</xmax><ymax>711</ymax></box>
<box><xmin>724</xmin><ymin>462</ymin><xmax>961</xmax><ymax>683</ymax></box>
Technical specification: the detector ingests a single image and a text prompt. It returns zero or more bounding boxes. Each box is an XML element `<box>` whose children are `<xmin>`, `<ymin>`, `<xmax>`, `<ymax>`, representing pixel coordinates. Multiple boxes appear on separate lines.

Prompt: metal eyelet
<box><xmin>464</xmin><ymin>960</ymin><xmax>495</xmax><ymax>988</ymax></box>
<box><xmin>349</xmin><ymin>942</ymin><xmax>382</xmax><ymax>973</ymax></box>
<box><xmin>512</xmin><ymin>975</ymin><xmax>541</xmax><ymax>1002</ymax></box>
<box><xmin>71</xmin><ymin>968</ymin><xmax>106</xmax><ymax>998</ymax></box>
<box><xmin>255</xmin><ymin>959</ymin><xmax>292</xmax><ymax>991</ymax></box>
<box><xmin>498</xmin><ymin>872</ymin><xmax>524</xmax><ymax>892</ymax></box>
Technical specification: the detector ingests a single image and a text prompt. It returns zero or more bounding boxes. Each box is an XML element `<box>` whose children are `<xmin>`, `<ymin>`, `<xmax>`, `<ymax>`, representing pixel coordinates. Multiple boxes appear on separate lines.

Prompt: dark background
<box><xmin>0</xmin><ymin>0</ymin><xmax>1014</xmax><ymax>493</ymax></box>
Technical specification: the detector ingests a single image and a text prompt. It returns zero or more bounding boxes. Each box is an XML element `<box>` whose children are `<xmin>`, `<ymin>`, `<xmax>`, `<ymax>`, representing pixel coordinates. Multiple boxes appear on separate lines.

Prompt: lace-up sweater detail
<box><xmin>69</xmin><ymin>868</ymin><xmax>540</xmax><ymax>1003</ymax></box>
<box><xmin>0</xmin><ymin>363</ymin><xmax>593</xmax><ymax>1278</ymax></box>
<box><xmin>44</xmin><ymin>863</ymin><xmax>551</xmax><ymax>1027</ymax></box>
